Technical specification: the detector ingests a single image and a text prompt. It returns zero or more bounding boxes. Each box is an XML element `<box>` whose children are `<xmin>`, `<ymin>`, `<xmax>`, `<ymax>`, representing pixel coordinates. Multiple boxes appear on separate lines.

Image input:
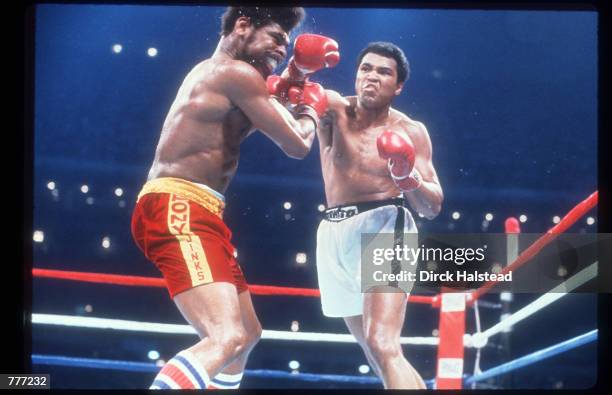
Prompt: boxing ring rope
<box><xmin>475</xmin><ymin>262</ymin><xmax>597</xmax><ymax>342</ymax></box>
<box><xmin>432</xmin><ymin>190</ymin><xmax>597</xmax><ymax>388</ymax></box>
<box><xmin>468</xmin><ymin>190</ymin><xmax>598</xmax><ymax>304</ymax></box>
<box><xmin>32</xmin><ymin>328</ymin><xmax>597</xmax><ymax>386</ymax></box>
<box><xmin>32</xmin><ymin>268</ymin><xmax>435</xmax><ymax>304</ymax></box>
<box><xmin>32</xmin><ymin>190</ymin><xmax>598</xmax><ymax>388</ymax></box>
<box><xmin>464</xmin><ymin>329</ymin><xmax>597</xmax><ymax>385</ymax></box>
<box><xmin>30</xmin><ymin>254</ymin><xmax>596</xmax><ymax>346</ymax></box>
<box><xmin>31</xmin><ymin>313</ymin><xmax>440</xmax><ymax>345</ymax></box>
<box><xmin>31</xmin><ymin>354</ymin><xmax>402</xmax><ymax>386</ymax></box>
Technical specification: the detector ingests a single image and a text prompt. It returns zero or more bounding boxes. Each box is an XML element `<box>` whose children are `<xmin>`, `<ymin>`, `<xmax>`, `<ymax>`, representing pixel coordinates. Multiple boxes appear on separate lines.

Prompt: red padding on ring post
<box><xmin>435</xmin><ymin>291</ymin><xmax>466</xmax><ymax>389</ymax></box>
<box><xmin>504</xmin><ymin>217</ymin><xmax>521</xmax><ymax>234</ymax></box>
<box><xmin>407</xmin><ymin>295</ymin><xmax>436</xmax><ymax>304</ymax></box>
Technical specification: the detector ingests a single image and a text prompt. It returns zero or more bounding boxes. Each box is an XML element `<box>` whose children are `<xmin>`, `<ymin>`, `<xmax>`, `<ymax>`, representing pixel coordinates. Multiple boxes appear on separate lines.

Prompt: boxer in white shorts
<box><xmin>317</xmin><ymin>198</ymin><xmax>418</xmax><ymax>317</ymax></box>
<box><xmin>313</xmin><ymin>42</ymin><xmax>444</xmax><ymax>389</ymax></box>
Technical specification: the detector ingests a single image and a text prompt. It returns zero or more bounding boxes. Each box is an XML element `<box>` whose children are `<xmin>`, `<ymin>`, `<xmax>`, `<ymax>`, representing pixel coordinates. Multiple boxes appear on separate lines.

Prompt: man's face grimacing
<box><xmin>355</xmin><ymin>52</ymin><xmax>404</xmax><ymax>109</ymax></box>
<box><xmin>243</xmin><ymin>22</ymin><xmax>290</xmax><ymax>77</ymax></box>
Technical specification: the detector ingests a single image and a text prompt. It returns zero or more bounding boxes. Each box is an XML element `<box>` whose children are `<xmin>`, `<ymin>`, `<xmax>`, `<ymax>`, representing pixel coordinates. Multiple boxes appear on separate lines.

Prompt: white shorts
<box><xmin>316</xmin><ymin>203</ymin><xmax>418</xmax><ymax>318</ymax></box>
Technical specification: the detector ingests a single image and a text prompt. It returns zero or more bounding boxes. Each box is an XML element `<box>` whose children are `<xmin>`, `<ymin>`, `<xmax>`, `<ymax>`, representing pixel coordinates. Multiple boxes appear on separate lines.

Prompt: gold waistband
<box><xmin>137</xmin><ymin>177</ymin><xmax>225</xmax><ymax>217</ymax></box>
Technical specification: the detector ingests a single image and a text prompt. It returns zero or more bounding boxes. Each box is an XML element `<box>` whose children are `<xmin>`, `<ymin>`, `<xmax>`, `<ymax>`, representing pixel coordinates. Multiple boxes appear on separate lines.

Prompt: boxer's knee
<box><xmin>240</xmin><ymin>320</ymin><xmax>262</xmax><ymax>354</ymax></box>
<box><xmin>208</xmin><ymin>325</ymin><xmax>250</xmax><ymax>360</ymax></box>
<box><xmin>365</xmin><ymin>330</ymin><xmax>402</xmax><ymax>366</ymax></box>
<box><xmin>226</xmin><ymin>327</ymin><xmax>250</xmax><ymax>358</ymax></box>
<box><xmin>248</xmin><ymin>320</ymin><xmax>263</xmax><ymax>348</ymax></box>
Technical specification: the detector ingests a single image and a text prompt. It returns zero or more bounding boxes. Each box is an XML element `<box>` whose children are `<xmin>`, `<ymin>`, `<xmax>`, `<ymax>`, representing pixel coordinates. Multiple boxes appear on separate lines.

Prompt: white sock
<box><xmin>150</xmin><ymin>349</ymin><xmax>211</xmax><ymax>390</ymax></box>
<box><xmin>208</xmin><ymin>372</ymin><xmax>244</xmax><ymax>389</ymax></box>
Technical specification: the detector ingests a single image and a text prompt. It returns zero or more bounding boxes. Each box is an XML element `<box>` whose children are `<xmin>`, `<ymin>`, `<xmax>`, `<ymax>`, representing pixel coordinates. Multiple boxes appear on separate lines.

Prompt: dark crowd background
<box><xmin>30</xmin><ymin>5</ymin><xmax>598</xmax><ymax>389</ymax></box>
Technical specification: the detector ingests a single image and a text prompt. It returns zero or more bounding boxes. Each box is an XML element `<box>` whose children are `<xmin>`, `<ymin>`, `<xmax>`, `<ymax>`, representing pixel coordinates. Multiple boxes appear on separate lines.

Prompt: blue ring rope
<box><xmin>464</xmin><ymin>329</ymin><xmax>597</xmax><ymax>385</ymax></box>
<box><xmin>31</xmin><ymin>354</ymin><xmax>384</xmax><ymax>385</ymax></box>
<box><xmin>33</xmin><ymin>328</ymin><xmax>595</xmax><ymax>388</ymax></box>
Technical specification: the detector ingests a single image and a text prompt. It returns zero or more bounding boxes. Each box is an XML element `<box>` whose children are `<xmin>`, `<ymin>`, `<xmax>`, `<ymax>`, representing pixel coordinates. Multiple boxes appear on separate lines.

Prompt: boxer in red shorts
<box><xmin>132</xmin><ymin>178</ymin><xmax>247</xmax><ymax>298</ymax></box>
<box><xmin>130</xmin><ymin>7</ymin><xmax>339</xmax><ymax>390</ymax></box>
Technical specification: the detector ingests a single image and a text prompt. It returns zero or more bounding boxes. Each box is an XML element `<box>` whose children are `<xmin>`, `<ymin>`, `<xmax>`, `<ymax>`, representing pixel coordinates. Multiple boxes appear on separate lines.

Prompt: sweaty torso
<box><xmin>147</xmin><ymin>58</ymin><xmax>254</xmax><ymax>193</ymax></box>
<box><xmin>319</xmin><ymin>95</ymin><xmax>417</xmax><ymax>207</ymax></box>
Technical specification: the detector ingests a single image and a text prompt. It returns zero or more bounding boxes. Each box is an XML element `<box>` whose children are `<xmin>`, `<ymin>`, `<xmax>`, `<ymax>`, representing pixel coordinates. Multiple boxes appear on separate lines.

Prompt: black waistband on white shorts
<box><xmin>323</xmin><ymin>197</ymin><xmax>406</xmax><ymax>222</ymax></box>
<box><xmin>324</xmin><ymin>196</ymin><xmax>407</xmax><ymax>289</ymax></box>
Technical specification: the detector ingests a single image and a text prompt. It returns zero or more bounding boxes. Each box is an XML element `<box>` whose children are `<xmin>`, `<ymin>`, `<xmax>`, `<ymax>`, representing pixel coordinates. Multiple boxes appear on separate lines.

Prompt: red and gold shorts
<box><xmin>131</xmin><ymin>177</ymin><xmax>248</xmax><ymax>298</ymax></box>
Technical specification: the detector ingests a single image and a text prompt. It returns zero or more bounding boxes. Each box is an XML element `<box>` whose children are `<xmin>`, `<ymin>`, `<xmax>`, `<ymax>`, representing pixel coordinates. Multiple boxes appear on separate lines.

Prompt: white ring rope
<box><xmin>473</xmin><ymin>261</ymin><xmax>597</xmax><ymax>346</ymax></box>
<box><xmin>31</xmin><ymin>261</ymin><xmax>596</xmax><ymax>351</ymax></box>
<box><xmin>30</xmin><ymin>313</ymin><xmax>440</xmax><ymax>346</ymax></box>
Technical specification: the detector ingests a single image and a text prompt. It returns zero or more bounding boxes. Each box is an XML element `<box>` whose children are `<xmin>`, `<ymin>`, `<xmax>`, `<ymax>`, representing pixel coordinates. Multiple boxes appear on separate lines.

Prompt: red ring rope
<box><xmin>32</xmin><ymin>191</ymin><xmax>596</xmax><ymax>308</ymax></box>
<box><xmin>31</xmin><ymin>268</ymin><xmax>435</xmax><ymax>304</ymax></box>
<box><xmin>469</xmin><ymin>190</ymin><xmax>598</xmax><ymax>303</ymax></box>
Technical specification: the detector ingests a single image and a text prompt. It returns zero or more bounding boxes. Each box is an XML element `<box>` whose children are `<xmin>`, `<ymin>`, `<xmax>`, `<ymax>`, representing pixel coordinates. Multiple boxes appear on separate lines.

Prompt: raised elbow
<box><xmin>427</xmin><ymin>206</ymin><xmax>442</xmax><ymax>220</ymax></box>
<box><xmin>293</xmin><ymin>146</ymin><xmax>310</xmax><ymax>159</ymax></box>
<box><xmin>423</xmin><ymin>203</ymin><xmax>442</xmax><ymax>220</ymax></box>
<box><xmin>284</xmin><ymin>142</ymin><xmax>310</xmax><ymax>159</ymax></box>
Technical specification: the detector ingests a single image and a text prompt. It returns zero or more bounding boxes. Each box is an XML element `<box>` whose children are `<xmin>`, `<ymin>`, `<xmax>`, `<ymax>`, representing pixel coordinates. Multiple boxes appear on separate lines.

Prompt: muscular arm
<box><xmin>318</xmin><ymin>89</ymin><xmax>350</xmax><ymax>149</ymax></box>
<box><xmin>224</xmin><ymin>63</ymin><xmax>316</xmax><ymax>159</ymax></box>
<box><xmin>401</xmin><ymin>121</ymin><xmax>443</xmax><ymax>219</ymax></box>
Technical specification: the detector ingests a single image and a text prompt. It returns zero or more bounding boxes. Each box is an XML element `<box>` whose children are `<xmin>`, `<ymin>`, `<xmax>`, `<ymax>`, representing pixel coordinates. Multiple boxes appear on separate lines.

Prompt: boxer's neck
<box><xmin>214</xmin><ymin>35</ymin><xmax>242</xmax><ymax>60</ymax></box>
<box><xmin>355</xmin><ymin>100</ymin><xmax>391</xmax><ymax>127</ymax></box>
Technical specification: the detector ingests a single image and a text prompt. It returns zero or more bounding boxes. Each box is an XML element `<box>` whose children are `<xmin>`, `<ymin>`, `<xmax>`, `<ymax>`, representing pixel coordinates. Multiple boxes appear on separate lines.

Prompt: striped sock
<box><xmin>208</xmin><ymin>372</ymin><xmax>243</xmax><ymax>389</ymax></box>
<box><xmin>150</xmin><ymin>350</ymin><xmax>210</xmax><ymax>390</ymax></box>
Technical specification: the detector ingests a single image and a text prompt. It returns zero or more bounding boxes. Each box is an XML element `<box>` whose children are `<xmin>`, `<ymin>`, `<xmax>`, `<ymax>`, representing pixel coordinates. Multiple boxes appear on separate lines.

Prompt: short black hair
<box><xmin>356</xmin><ymin>42</ymin><xmax>410</xmax><ymax>83</ymax></box>
<box><xmin>220</xmin><ymin>7</ymin><xmax>305</xmax><ymax>36</ymax></box>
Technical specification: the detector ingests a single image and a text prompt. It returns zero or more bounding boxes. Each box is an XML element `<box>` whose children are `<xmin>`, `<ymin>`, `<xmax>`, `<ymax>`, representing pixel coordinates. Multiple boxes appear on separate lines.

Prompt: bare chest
<box><xmin>223</xmin><ymin>106</ymin><xmax>253</xmax><ymax>144</ymax></box>
<box><xmin>327</xmin><ymin>117</ymin><xmax>387</xmax><ymax>171</ymax></box>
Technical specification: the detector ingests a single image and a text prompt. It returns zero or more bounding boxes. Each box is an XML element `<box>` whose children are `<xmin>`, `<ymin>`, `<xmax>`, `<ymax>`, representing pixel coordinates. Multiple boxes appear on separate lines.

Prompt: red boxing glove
<box><xmin>376</xmin><ymin>130</ymin><xmax>422</xmax><ymax>192</ymax></box>
<box><xmin>267</xmin><ymin>75</ymin><xmax>290</xmax><ymax>101</ymax></box>
<box><xmin>287</xmin><ymin>34</ymin><xmax>340</xmax><ymax>80</ymax></box>
<box><xmin>266</xmin><ymin>75</ymin><xmax>305</xmax><ymax>105</ymax></box>
<box><xmin>271</xmin><ymin>34</ymin><xmax>339</xmax><ymax>104</ymax></box>
<box><xmin>288</xmin><ymin>86</ymin><xmax>303</xmax><ymax>105</ymax></box>
<box><xmin>301</xmin><ymin>81</ymin><xmax>328</xmax><ymax>117</ymax></box>
<box><xmin>292</xmin><ymin>81</ymin><xmax>329</xmax><ymax>130</ymax></box>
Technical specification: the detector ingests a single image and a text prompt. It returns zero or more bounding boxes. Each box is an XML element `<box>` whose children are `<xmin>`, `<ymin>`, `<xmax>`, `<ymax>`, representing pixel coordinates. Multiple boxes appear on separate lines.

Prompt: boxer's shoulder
<box><xmin>324</xmin><ymin>89</ymin><xmax>351</xmax><ymax>109</ymax></box>
<box><xmin>390</xmin><ymin>109</ymin><xmax>427</xmax><ymax>135</ymax></box>
<box><xmin>387</xmin><ymin>110</ymin><xmax>430</xmax><ymax>145</ymax></box>
<box><xmin>193</xmin><ymin>58</ymin><xmax>264</xmax><ymax>94</ymax></box>
<box><xmin>224</xmin><ymin>60</ymin><xmax>264</xmax><ymax>83</ymax></box>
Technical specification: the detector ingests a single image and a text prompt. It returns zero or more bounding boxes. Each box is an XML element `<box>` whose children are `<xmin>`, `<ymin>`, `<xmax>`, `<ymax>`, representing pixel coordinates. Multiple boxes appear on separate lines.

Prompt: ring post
<box><xmin>434</xmin><ymin>291</ymin><xmax>467</xmax><ymax>389</ymax></box>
